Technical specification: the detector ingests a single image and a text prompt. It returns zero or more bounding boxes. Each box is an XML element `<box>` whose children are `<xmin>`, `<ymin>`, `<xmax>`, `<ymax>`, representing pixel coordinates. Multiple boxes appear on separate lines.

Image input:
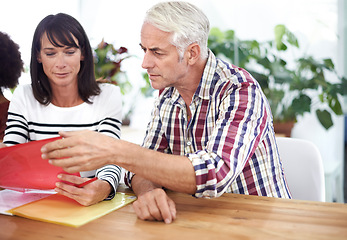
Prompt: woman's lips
<box><xmin>55</xmin><ymin>72</ymin><xmax>69</xmax><ymax>77</ymax></box>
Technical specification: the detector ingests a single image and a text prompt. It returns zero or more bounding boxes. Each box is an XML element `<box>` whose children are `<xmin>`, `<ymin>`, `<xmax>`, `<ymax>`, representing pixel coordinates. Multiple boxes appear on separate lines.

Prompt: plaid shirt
<box><xmin>126</xmin><ymin>50</ymin><xmax>291</xmax><ymax>199</ymax></box>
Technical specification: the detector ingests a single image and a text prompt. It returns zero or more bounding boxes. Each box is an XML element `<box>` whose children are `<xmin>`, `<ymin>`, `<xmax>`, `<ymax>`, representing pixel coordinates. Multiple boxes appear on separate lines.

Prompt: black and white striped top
<box><xmin>3</xmin><ymin>83</ymin><xmax>123</xmax><ymax>199</ymax></box>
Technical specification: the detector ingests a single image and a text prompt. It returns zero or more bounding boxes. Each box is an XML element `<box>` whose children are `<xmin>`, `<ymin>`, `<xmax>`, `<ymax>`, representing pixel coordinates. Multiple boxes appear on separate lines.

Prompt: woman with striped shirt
<box><xmin>2</xmin><ymin>13</ymin><xmax>122</xmax><ymax>206</ymax></box>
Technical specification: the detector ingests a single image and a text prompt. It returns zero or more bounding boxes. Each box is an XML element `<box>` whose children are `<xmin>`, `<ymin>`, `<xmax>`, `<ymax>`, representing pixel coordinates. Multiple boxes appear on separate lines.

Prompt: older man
<box><xmin>42</xmin><ymin>1</ymin><xmax>291</xmax><ymax>224</ymax></box>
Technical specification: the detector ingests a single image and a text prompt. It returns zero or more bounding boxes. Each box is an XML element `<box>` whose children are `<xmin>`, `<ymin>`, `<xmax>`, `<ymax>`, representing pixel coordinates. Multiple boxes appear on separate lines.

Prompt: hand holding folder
<box><xmin>0</xmin><ymin>138</ymin><xmax>137</xmax><ymax>228</ymax></box>
<box><xmin>0</xmin><ymin>137</ymin><xmax>79</xmax><ymax>192</ymax></box>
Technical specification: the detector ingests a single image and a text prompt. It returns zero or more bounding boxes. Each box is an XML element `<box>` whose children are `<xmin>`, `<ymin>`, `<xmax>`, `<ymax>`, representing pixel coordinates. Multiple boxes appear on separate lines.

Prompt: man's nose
<box><xmin>141</xmin><ymin>52</ymin><xmax>154</xmax><ymax>69</ymax></box>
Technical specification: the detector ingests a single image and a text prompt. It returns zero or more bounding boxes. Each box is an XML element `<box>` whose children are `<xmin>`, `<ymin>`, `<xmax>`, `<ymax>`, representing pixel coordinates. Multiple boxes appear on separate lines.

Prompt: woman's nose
<box><xmin>55</xmin><ymin>54</ymin><xmax>66</xmax><ymax>68</ymax></box>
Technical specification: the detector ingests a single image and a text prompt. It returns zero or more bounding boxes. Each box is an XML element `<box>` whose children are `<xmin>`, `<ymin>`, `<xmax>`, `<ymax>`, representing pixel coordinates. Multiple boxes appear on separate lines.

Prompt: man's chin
<box><xmin>148</xmin><ymin>79</ymin><xmax>161</xmax><ymax>90</ymax></box>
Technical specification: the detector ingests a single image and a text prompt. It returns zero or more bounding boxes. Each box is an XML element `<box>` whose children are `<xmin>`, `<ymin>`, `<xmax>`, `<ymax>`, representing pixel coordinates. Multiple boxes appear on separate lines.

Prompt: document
<box><xmin>6</xmin><ymin>192</ymin><xmax>136</xmax><ymax>227</ymax></box>
<box><xmin>0</xmin><ymin>137</ymin><xmax>79</xmax><ymax>191</ymax></box>
<box><xmin>0</xmin><ymin>138</ymin><xmax>136</xmax><ymax>227</ymax></box>
<box><xmin>0</xmin><ymin>189</ymin><xmax>55</xmax><ymax>215</ymax></box>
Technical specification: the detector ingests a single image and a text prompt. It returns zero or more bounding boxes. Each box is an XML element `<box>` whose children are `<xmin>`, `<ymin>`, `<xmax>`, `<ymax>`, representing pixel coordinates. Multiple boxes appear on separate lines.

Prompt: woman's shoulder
<box><xmin>99</xmin><ymin>82</ymin><xmax>120</xmax><ymax>91</ymax></box>
<box><xmin>88</xmin><ymin>83</ymin><xmax>122</xmax><ymax>105</ymax></box>
<box><xmin>98</xmin><ymin>83</ymin><xmax>121</xmax><ymax>97</ymax></box>
<box><xmin>88</xmin><ymin>83</ymin><xmax>122</xmax><ymax>111</ymax></box>
<box><xmin>9</xmin><ymin>84</ymin><xmax>38</xmax><ymax>110</ymax></box>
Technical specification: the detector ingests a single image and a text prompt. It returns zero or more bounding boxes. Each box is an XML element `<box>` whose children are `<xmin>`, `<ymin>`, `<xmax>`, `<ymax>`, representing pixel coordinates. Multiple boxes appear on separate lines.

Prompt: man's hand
<box><xmin>55</xmin><ymin>174</ymin><xmax>111</xmax><ymax>206</ymax></box>
<box><xmin>41</xmin><ymin>130</ymin><xmax>116</xmax><ymax>173</ymax></box>
<box><xmin>132</xmin><ymin>188</ymin><xmax>176</xmax><ymax>224</ymax></box>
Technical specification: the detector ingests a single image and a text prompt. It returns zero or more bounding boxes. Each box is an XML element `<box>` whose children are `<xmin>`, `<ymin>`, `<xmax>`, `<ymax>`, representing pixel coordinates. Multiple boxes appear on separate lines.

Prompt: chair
<box><xmin>323</xmin><ymin>160</ymin><xmax>344</xmax><ymax>203</ymax></box>
<box><xmin>276</xmin><ymin>137</ymin><xmax>326</xmax><ymax>202</ymax></box>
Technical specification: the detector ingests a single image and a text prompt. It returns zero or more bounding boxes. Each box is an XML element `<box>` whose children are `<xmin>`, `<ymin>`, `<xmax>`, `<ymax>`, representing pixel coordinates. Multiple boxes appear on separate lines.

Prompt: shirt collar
<box><xmin>162</xmin><ymin>49</ymin><xmax>217</xmax><ymax>102</ymax></box>
<box><xmin>194</xmin><ymin>49</ymin><xmax>217</xmax><ymax>100</ymax></box>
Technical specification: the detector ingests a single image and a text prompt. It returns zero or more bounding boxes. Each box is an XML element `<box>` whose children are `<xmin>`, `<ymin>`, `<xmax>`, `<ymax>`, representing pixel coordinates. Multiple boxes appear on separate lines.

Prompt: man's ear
<box><xmin>186</xmin><ymin>43</ymin><xmax>201</xmax><ymax>65</ymax></box>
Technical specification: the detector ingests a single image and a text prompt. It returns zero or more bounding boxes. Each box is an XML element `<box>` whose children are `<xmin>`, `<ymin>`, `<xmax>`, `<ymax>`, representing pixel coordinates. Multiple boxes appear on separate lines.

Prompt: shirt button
<box><xmin>187</xmin><ymin>141</ymin><xmax>192</xmax><ymax>146</ymax></box>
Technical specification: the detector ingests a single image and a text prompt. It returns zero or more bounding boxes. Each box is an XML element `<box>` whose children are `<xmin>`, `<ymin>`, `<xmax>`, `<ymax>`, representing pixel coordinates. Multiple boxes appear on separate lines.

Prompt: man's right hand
<box><xmin>132</xmin><ymin>188</ymin><xmax>176</xmax><ymax>224</ymax></box>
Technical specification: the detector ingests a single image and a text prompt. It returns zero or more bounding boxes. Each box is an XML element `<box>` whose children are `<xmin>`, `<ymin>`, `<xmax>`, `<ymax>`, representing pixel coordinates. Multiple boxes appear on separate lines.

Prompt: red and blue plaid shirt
<box><xmin>126</xmin><ymin>50</ymin><xmax>291</xmax><ymax>199</ymax></box>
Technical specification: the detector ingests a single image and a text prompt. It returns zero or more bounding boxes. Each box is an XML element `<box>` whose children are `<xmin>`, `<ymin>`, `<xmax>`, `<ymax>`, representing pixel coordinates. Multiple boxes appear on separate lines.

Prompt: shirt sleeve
<box><xmin>3</xmin><ymin>85</ymin><xmax>29</xmax><ymax>145</ymax></box>
<box><xmin>95</xmin><ymin>84</ymin><xmax>123</xmax><ymax>200</ymax></box>
<box><xmin>188</xmin><ymin>81</ymin><xmax>270</xmax><ymax>198</ymax></box>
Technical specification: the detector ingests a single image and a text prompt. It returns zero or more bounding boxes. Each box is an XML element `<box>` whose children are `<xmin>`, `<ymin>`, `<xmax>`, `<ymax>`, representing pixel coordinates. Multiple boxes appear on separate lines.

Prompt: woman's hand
<box><xmin>55</xmin><ymin>173</ymin><xmax>112</xmax><ymax>206</ymax></box>
<box><xmin>0</xmin><ymin>143</ymin><xmax>7</xmax><ymax>148</ymax></box>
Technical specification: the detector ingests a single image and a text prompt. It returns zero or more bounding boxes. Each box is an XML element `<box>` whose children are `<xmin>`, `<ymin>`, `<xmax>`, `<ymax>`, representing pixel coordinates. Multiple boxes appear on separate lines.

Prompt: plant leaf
<box><xmin>323</xmin><ymin>58</ymin><xmax>335</xmax><ymax>70</ymax></box>
<box><xmin>274</xmin><ymin>24</ymin><xmax>286</xmax><ymax>50</ymax></box>
<box><xmin>316</xmin><ymin>109</ymin><xmax>333</xmax><ymax>130</ymax></box>
<box><xmin>327</xmin><ymin>95</ymin><xmax>343</xmax><ymax>115</ymax></box>
<box><xmin>291</xmin><ymin>94</ymin><xmax>311</xmax><ymax>115</ymax></box>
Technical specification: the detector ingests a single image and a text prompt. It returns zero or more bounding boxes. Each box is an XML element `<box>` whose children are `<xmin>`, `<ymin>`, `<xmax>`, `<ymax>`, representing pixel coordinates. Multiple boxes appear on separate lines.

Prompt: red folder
<box><xmin>0</xmin><ymin>137</ymin><xmax>79</xmax><ymax>192</ymax></box>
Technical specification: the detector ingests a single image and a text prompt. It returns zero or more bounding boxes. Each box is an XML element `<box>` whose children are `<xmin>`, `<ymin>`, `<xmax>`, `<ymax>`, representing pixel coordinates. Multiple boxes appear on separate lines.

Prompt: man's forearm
<box><xmin>116</xmin><ymin>140</ymin><xmax>197</xmax><ymax>194</ymax></box>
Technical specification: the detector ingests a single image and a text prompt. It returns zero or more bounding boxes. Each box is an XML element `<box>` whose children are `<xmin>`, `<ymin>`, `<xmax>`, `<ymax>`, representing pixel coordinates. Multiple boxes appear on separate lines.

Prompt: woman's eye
<box><xmin>66</xmin><ymin>51</ymin><xmax>76</xmax><ymax>55</ymax></box>
<box><xmin>45</xmin><ymin>52</ymin><xmax>55</xmax><ymax>56</ymax></box>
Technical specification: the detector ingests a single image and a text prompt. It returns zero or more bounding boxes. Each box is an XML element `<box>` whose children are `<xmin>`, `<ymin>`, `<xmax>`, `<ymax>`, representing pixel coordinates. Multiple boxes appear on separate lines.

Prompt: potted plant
<box><xmin>208</xmin><ymin>25</ymin><xmax>347</xmax><ymax>136</ymax></box>
<box><xmin>93</xmin><ymin>39</ymin><xmax>133</xmax><ymax>124</ymax></box>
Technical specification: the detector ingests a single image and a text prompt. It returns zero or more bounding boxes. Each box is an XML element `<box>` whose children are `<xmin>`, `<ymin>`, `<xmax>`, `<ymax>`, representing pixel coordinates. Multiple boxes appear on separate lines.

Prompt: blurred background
<box><xmin>0</xmin><ymin>0</ymin><xmax>346</xmax><ymax>203</ymax></box>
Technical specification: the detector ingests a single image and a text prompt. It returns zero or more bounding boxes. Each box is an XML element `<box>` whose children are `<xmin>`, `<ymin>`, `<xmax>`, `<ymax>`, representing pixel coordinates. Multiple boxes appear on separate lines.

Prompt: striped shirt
<box><xmin>4</xmin><ymin>83</ymin><xmax>123</xmax><ymax>199</ymax></box>
<box><xmin>126</xmin><ymin>50</ymin><xmax>291</xmax><ymax>199</ymax></box>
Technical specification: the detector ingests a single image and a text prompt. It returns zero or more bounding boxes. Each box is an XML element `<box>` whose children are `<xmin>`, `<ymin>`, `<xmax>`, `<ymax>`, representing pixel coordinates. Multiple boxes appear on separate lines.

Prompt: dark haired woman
<box><xmin>3</xmin><ymin>13</ymin><xmax>123</xmax><ymax>206</ymax></box>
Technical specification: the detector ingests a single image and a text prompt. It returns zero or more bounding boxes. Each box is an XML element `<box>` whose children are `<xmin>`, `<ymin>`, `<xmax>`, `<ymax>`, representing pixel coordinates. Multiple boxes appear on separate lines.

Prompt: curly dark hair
<box><xmin>0</xmin><ymin>32</ymin><xmax>23</xmax><ymax>90</ymax></box>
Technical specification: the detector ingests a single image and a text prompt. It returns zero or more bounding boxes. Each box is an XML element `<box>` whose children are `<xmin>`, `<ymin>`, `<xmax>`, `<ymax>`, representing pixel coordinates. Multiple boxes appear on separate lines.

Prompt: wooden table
<box><xmin>0</xmin><ymin>189</ymin><xmax>346</xmax><ymax>240</ymax></box>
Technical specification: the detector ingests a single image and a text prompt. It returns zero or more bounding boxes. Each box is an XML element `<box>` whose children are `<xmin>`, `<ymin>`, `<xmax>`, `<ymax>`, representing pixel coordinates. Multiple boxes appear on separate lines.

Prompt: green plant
<box><xmin>94</xmin><ymin>39</ymin><xmax>132</xmax><ymax>95</ymax></box>
<box><xmin>94</xmin><ymin>39</ymin><xmax>137</xmax><ymax>123</ymax></box>
<box><xmin>208</xmin><ymin>25</ymin><xmax>347</xmax><ymax>130</ymax></box>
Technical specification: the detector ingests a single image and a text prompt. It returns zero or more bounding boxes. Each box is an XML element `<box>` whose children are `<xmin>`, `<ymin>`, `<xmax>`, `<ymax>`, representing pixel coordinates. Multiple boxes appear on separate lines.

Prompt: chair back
<box><xmin>276</xmin><ymin>137</ymin><xmax>325</xmax><ymax>202</ymax></box>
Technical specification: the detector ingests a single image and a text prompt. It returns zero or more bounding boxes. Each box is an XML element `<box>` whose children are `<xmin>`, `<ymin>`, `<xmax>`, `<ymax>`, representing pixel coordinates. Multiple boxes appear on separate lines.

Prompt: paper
<box><xmin>0</xmin><ymin>189</ymin><xmax>55</xmax><ymax>215</ymax></box>
<box><xmin>0</xmin><ymin>137</ymin><xmax>79</xmax><ymax>191</ymax></box>
<box><xmin>7</xmin><ymin>192</ymin><xmax>136</xmax><ymax>227</ymax></box>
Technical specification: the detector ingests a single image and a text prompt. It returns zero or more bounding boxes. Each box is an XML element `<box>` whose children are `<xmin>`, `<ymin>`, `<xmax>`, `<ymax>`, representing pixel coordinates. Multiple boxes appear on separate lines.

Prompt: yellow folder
<box><xmin>7</xmin><ymin>192</ymin><xmax>136</xmax><ymax>227</ymax></box>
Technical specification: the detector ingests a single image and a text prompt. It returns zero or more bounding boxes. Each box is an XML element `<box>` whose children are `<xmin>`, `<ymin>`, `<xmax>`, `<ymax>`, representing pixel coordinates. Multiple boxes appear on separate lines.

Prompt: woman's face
<box><xmin>37</xmin><ymin>33</ymin><xmax>83</xmax><ymax>90</ymax></box>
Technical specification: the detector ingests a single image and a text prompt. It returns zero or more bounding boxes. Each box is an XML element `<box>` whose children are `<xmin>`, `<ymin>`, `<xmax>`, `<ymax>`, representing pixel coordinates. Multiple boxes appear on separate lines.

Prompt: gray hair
<box><xmin>144</xmin><ymin>1</ymin><xmax>210</xmax><ymax>60</ymax></box>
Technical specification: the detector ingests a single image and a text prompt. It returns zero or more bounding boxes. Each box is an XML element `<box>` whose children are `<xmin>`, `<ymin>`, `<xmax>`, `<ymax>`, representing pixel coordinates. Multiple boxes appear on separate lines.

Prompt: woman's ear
<box><xmin>187</xmin><ymin>43</ymin><xmax>201</xmax><ymax>65</ymax></box>
<box><xmin>37</xmin><ymin>55</ymin><xmax>42</xmax><ymax>63</ymax></box>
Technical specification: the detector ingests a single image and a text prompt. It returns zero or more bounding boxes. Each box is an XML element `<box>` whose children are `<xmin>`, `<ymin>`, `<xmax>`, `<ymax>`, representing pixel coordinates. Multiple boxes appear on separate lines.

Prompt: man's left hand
<box><xmin>132</xmin><ymin>188</ymin><xmax>176</xmax><ymax>224</ymax></box>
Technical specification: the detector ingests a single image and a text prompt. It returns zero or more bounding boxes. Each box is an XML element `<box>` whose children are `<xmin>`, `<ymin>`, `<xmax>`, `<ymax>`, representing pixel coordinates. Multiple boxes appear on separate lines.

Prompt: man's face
<box><xmin>140</xmin><ymin>22</ymin><xmax>188</xmax><ymax>90</ymax></box>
